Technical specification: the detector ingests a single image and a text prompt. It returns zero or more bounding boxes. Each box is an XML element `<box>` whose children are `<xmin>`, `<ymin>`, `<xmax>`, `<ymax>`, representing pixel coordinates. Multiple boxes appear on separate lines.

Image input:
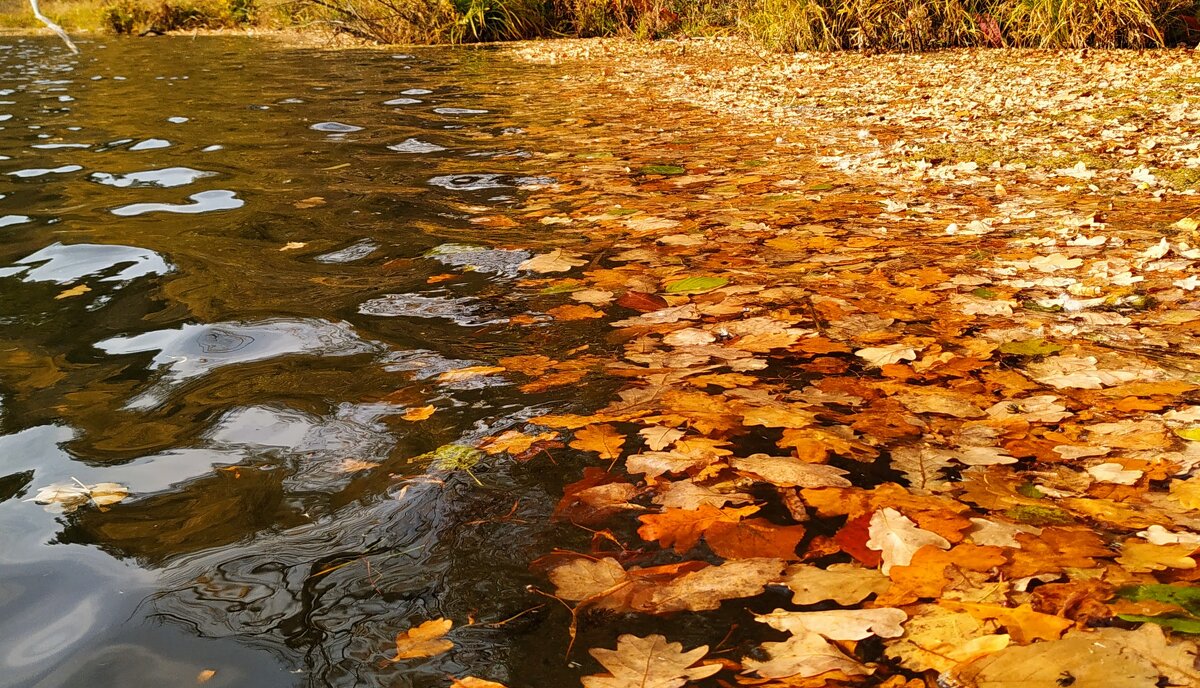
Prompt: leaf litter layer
<box><xmin>390</xmin><ymin>40</ymin><xmax>1200</xmax><ymax>686</ymax></box>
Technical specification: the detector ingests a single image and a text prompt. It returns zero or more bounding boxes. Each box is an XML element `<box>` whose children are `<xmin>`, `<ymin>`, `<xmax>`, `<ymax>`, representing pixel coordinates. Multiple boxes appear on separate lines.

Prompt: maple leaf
<box><xmin>389</xmin><ymin>618</ymin><xmax>453</xmax><ymax>661</ymax></box>
<box><xmin>705</xmin><ymin>517</ymin><xmax>806</xmax><ymax>560</ymax></box>
<box><xmin>479</xmin><ymin>429</ymin><xmax>558</xmax><ymax>456</ymax></box>
<box><xmin>866</xmin><ymin>507</ymin><xmax>951</xmax><ymax>574</ymax></box>
<box><xmin>639</xmin><ymin>425</ymin><xmax>685</xmax><ymax>451</ymax></box>
<box><xmin>570</xmin><ymin>424</ymin><xmax>626</xmax><ymax>460</ymax></box>
<box><xmin>582</xmin><ymin>634</ymin><xmax>720</xmax><ymax>688</ymax></box>
<box><xmin>637</xmin><ymin>504</ymin><xmax>760</xmax><ymax>552</ymax></box>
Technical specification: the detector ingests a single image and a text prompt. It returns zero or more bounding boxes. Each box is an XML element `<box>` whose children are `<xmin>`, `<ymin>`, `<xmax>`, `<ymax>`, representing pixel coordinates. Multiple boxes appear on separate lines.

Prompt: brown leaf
<box><xmin>582</xmin><ymin>634</ymin><xmax>720</xmax><ymax>688</ymax></box>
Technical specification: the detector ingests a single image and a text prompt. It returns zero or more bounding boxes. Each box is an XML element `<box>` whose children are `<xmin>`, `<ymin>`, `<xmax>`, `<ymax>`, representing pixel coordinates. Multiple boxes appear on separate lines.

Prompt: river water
<box><xmin>0</xmin><ymin>35</ymin><xmax>665</xmax><ymax>688</ymax></box>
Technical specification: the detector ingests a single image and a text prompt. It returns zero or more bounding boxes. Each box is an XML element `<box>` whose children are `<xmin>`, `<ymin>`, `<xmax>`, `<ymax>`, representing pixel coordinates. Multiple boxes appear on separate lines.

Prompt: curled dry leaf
<box><xmin>33</xmin><ymin>481</ymin><xmax>129</xmax><ymax>512</ymax></box>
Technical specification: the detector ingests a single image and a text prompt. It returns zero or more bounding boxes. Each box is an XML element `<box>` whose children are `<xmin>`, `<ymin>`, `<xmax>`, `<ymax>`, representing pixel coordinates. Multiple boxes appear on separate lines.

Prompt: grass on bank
<box><xmin>3</xmin><ymin>0</ymin><xmax>1199</xmax><ymax>48</ymax></box>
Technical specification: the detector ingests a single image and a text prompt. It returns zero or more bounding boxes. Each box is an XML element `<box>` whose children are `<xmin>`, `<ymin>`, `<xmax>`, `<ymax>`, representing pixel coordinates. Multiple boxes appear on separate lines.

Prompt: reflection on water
<box><xmin>111</xmin><ymin>189</ymin><xmax>244</xmax><ymax>216</ymax></box>
<box><xmin>0</xmin><ymin>34</ymin><xmax>633</xmax><ymax>688</ymax></box>
<box><xmin>0</xmin><ymin>242</ymin><xmax>172</xmax><ymax>283</ymax></box>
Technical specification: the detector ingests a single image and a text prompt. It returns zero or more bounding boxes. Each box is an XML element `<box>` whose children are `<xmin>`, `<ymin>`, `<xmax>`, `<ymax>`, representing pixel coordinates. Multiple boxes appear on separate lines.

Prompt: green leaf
<box><xmin>999</xmin><ymin>338</ymin><xmax>1063</xmax><ymax>357</ymax></box>
<box><xmin>1117</xmin><ymin>584</ymin><xmax>1200</xmax><ymax>616</ymax></box>
<box><xmin>664</xmin><ymin>276</ymin><xmax>728</xmax><ymax>294</ymax></box>
<box><xmin>807</xmin><ymin>183</ymin><xmax>834</xmax><ymax>191</ymax></box>
<box><xmin>1119</xmin><ymin>614</ymin><xmax>1200</xmax><ymax>634</ymax></box>
<box><xmin>1021</xmin><ymin>300</ymin><xmax>1063</xmax><ymax>313</ymax></box>
<box><xmin>971</xmin><ymin>287</ymin><xmax>997</xmax><ymax>299</ymax></box>
<box><xmin>1004</xmin><ymin>504</ymin><xmax>1072</xmax><ymax>526</ymax></box>
<box><xmin>1016</xmin><ymin>483</ymin><xmax>1046</xmax><ymax>499</ymax></box>
<box><xmin>419</xmin><ymin>444</ymin><xmax>484</xmax><ymax>485</ymax></box>
<box><xmin>639</xmin><ymin>165</ymin><xmax>685</xmax><ymax>176</ymax></box>
<box><xmin>539</xmin><ymin>280</ymin><xmax>583</xmax><ymax>294</ymax></box>
<box><xmin>1176</xmin><ymin>428</ymin><xmax>1200</xmax><ymax>441</ymax></box>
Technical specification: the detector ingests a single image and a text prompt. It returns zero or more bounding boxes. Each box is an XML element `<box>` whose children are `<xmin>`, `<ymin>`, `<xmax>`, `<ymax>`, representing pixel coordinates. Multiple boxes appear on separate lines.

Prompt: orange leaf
<box><xmin>570</xmin><ymin>424</ymin><xmax>626</xmax><ymax>460</ymax></box>
<box><xmin>638</xmin><ymin>504</ymin><xmax>760</xmax><ymax>552</ymax></box>
<box><xmin>390</xmin><ymin>618</ymin><xmax>453</xmax><ymax>661</ymax></box>
<box><xmin>402</xmin><ymin>405</ymin><xmax>435</xmax><ymax>421</ymax></box>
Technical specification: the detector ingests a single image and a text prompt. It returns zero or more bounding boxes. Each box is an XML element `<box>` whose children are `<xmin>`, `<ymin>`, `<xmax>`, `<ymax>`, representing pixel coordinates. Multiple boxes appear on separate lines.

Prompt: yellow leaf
<box><xmin>437</xmin><ymin>366</ymin><xmax>505</xmax><ymax>383</ymax></box>
<box><xmin>1116</xmin><ymin>540</ymin><xmax>1198</xmax><ymax>572</ymax></box>
<box><xmin>55</xmin><ymin>284</ymin><xmax>91</xmax><ymax>299</ymax></box>
<box><xmin>402</xmin><ymin>405</ymin><xmax>435</xmax><ymax>421</ymax></box>
<box><xmin>390</xmin><ymin>618</ymin><xmax>453</xmax><ymax>661</ymax></box>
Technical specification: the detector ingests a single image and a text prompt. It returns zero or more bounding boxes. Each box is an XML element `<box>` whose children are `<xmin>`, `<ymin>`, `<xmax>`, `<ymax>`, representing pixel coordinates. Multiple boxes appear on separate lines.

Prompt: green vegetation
<box><xmin>3</xmin><ymin>0</ymin><xmax>1199</xmax><ymax>47</ymax></box>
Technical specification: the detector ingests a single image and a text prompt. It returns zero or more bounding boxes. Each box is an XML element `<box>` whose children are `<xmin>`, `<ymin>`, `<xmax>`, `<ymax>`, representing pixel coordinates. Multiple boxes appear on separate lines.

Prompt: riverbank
<box><xmin>507</xmin><ymin>38</ymin><xmax>1200</xmax><ymax>197</ymax></box>
<box><xmin>5</xmin><ymin>0</ymin><xmax>1200</xmax><ymax>47</ymax></box>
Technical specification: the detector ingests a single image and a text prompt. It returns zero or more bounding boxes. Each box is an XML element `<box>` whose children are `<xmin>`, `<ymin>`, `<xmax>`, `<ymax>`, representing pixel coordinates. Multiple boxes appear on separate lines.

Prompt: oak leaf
<box><xmin>782</xmin><ymin>563</ymin><xmax>890</xmax><ymax>605</ymax></box>
<box><xmin>949</xmin><ymin>625</ymin><xmax>1197</xmax><ymax>687</ymax></box>
<box><xmin>944</xmin><ymin>602</ymin><xmax>1073</xmax><ymax>644</ymax></box>
<box><xmin>866</xmin><ymin>507</ymin><xmax>951</xmax><ymax>574</ymax></box>
<box><xmin>885</xmin><ymin>605</ymin><xmax>1010</xmax><ymax>673</ymax></box>
<box><xmin>756</xmin><ymin>607</ymin><xmax>907</xmax><ymax>640</ymax></box>
<box><xmin>730</xmin><ymin>454</ymin><xmax>851</xmax><ymax>488</ymax></box>
<box><xmin>583</xmin><ymin>635</ymin><xmax>719</xmax><ymax>688</ymax></box>
<box><xmin>1116</xmin><ymin>540</ymin><xmax>1198</xmax><ymax>572</ymax></box>
<box><xmin>742</xmin><ymin>628</ymin><xmax>870</xmax><ymax>680</ymax></box>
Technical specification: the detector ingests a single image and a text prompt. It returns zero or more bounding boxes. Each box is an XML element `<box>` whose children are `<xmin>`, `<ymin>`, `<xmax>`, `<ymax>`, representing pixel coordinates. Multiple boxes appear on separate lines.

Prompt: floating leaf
<box><xmin>389</xmin><ymin>618</ymin><xmax>453</xmax><ymax>661</ymax></box>
<box><xmin>638</xmin><ymin>164</ymin><xmax>686</xmax><ymax>176</ymax></box>
<box><xmin>663</xmin><ymin>276</ymin><xmax>727</xmax><ymax>293</ymax></box>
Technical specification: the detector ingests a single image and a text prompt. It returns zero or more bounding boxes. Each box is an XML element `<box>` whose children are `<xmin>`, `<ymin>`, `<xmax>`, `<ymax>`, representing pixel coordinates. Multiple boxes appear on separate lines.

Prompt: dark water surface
<box><xmin>0</xmin><ymin>35</ymin><xmax>638</xmax><ymax>688</ymax></box>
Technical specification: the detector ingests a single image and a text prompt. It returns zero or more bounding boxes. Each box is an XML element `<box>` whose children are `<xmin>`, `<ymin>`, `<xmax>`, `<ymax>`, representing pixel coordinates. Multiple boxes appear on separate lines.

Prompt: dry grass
<box><xmin>0</xmin><ymin>0</ymin><xmax>1195</xmax><ymax>47</ymax></box>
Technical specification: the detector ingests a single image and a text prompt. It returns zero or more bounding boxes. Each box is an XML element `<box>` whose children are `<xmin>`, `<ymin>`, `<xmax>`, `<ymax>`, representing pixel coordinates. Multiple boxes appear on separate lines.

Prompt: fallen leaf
<box><xmin>55</xmin><ymin>284</ymin><xmax>91</xmax><ymax>299</ymax></box>
<box><xmin>867</xmin><ymin>507</ymin><xmax>951</xmax><ymax>574</ymax></box>
<box><xmin>390</xmin><ymin>618</ymin><xmax>453</xmax><ymax>661</ymax></box>
<box><xmin>519</xmin><ymin>249</ymin><xmax>586</xmax><ymax>273</ymax></box>
<box><xmin>582</xmin><ymin>634</ymin><xmax>720</xmax><ymax>688</ymax></box>
<box><xmin>402</xmin><ymin>405</ymin><xmax>435</xmax><ymax>421</ymax></box>
<box><xmin>570</xmin><ymin>424</ymin><xmax>626</xmax><ymax>460</ymax></box>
